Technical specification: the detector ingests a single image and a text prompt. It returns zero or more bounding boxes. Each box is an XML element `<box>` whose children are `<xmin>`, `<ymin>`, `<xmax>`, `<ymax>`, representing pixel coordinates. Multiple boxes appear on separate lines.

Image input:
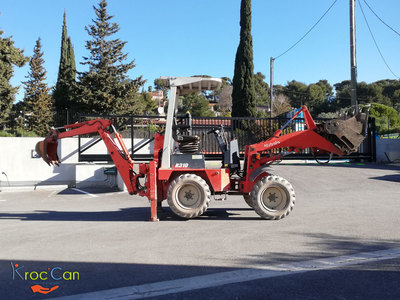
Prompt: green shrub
<box><xmin>13</xmin><ymin>129</ymin><xmax>39</xmax><ymax>137</ymax></box>
<box><xmin>0</xmin><ymin>131</ymin><xmax>14</xmax><ymax>137</ymax></box>
<box><xmin>0</xmin><ymin>129</ymin><xmax>38</xmax><ymax>137</ymax></box>
<box><xmin>378</xmin><ymin>127</ymin><xmax>400</xmax><ymax>135</ymax></box>
<box><xmin>369</xmin><ymin>103</ymin><xmax>400</xmax><ymax>124</ymax></box>
<box><xmin>361</xmin><ymin>103</ymin><xmax>400</xmax><ymax>134</ymax></box>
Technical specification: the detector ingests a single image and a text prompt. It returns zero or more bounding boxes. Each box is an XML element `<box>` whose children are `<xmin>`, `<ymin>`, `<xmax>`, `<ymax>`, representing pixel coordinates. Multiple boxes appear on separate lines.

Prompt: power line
<box><xmin>358</xmin><ymin>0</ymin><xmax>399</xmax><ymax>79</ymax></box>
<box><xmin>362</xmin><ymin>0</ymin><xmax>400</xmax><ymax>38</ymax></box>
<box><xmin>273</xmin><ymin>0</ymin><xmax>338</xmax><ymax>60</ymax></box>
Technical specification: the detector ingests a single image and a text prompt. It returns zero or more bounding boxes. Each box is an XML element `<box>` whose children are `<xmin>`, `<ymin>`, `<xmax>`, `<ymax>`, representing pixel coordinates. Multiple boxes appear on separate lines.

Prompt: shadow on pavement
<box><xmin>0</xmin><ymin>207</ymin><xmax>150</xmax><ymax>222</ymax></box>
<box><xmin>2</xmin><ymin>233</ymin><xmax>400</xmax><ymax>300</ymax></box>
<box><xmin>369</xmin><ymin>173</ymin><xmax>400</xmax><ymax>182</ymax></box>
<box><xmin>240</xmin><ymin>233</ymin><xmax>400</xmax><ymax>265</ymax></box>
<box><xmin>164</xmin><ymin>261</ymin><xmax>400</xmax><ymax>300</ymax></box>
<box><xmin>1</xmin><ymin>259</ymin><xmax>237</xmax><ymax>300</ymax></box>
<box><xmin>0</xmin><ymin>207</ymin><xmax>260</xmax><ymax>222</ymax></box>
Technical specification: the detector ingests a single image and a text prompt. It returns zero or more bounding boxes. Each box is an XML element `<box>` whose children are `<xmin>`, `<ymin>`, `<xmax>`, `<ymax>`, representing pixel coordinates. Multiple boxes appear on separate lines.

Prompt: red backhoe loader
<box><xmin>36</xmin><ymin>77</ymin><xmax>368</xmax><ymax>221</ymax></box>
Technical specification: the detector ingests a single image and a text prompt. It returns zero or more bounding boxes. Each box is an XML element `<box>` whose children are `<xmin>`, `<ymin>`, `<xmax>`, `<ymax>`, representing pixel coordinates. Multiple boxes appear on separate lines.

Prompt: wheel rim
<box><xmin>176</xmin><ymin>183</ymin><xmax>202</xmax><ymax>209</ymax></box>
<box><xmin>261</xmin><ymin>185</ymin><xmax>288</xmax><ymax>211</ymax></box>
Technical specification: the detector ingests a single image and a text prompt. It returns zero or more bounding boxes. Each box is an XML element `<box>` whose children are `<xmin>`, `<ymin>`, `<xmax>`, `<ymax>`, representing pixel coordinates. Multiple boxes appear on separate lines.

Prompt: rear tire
<box><xmin>251</xmin><ymin>175</ymin><xmax>295</xmax><ymax>220</ymax></box>
<box><xmin>167</xmin><ymin>174</ymin><xmax>211</xmax><ymax>219</ymax></box>
<box><xmin>243</xmin><ymin>194</ymin><xmax>253</xmax><ymax>208</ymax></box>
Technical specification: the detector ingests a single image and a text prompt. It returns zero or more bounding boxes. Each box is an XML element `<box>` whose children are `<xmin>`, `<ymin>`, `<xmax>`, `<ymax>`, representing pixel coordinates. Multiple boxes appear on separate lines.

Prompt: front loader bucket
<box><xmin>316</xmin><ymin>111</ymin><xmax>369</xmax><ymax>155</ymax></box>
<box><xmin>35</xmin><ymin>129</ymin><xmax>60</xmax><ymax>166</ymax></box>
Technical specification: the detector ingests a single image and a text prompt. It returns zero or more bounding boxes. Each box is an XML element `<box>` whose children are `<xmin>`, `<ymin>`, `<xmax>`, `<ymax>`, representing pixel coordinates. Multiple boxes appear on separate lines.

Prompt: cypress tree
<box><xmin>232</xmin><ymin>0</ymin><xmax>257</xmax><ymax>117</ymax></box>
<box><xmin>0</xmin><ymin>29</ymin><xmax>28</xmax><ymax>129</ymax></box>
<box><xmin>22</xmin><ymin>38</ymin><xmax>53</xmax><ymax>135</ymax></box>
<box><xmin>67</xmin><ymin>37</ymin><xmax>76</xmax><ymax>81</ymax></box>
<box><xmin>53</xmin><ymin>11</ymin><xmax>76</xmax><ymax>112</ymax></box>
<box><xmin>77</xmin><ymin>0</ymin><xmax>145</xmax><ymax>115</ymax></box>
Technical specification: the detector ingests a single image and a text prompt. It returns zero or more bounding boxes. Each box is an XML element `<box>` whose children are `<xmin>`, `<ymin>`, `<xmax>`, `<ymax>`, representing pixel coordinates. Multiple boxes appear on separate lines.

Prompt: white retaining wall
<box><xmin>376</xmin><ymin>137</ymin><xmax>400</xmax><ymax>163</ymax></box>
<box><xmin>1</xmin><ymin>136</ymin><xmax>398</xmax><ymax>188</ymax></box>
<box><xmin>0</xmin><ymin>137</ymin><xmax>153</xmax><ymax>189</ymax></box>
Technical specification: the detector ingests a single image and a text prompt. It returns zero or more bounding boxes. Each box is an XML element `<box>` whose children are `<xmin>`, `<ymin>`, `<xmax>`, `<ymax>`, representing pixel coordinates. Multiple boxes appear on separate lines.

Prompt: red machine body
<box><xmin>36</xmin><ymin>105</ymin><xmax>367</xmax><ymax>221</ymax></box>
<box><xmin>36</xmin><ymin>76</ymin><xmax>368</xmax><ymax>221</ymax></box>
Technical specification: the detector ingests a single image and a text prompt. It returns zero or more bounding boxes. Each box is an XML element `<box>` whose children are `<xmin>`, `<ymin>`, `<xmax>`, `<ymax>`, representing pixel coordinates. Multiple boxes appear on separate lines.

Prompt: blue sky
<box><xmin>1</xmin><ymin>0</ymin><xmax>400</xmax><ymax>102</ymax></box>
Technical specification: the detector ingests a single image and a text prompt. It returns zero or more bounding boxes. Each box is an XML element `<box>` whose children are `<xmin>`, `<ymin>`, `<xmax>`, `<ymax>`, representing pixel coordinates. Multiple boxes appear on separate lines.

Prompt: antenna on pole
<box><xmin>350</xmin><ymin>0</ymin><xmax>359</xmax><ymax>113</ymax></box>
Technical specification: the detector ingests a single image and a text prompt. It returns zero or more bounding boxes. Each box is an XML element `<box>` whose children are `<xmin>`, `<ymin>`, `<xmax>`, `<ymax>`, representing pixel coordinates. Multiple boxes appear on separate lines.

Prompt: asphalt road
<box><xmin>0</xmin><ymin>162</ymin><xmax>399</xmax><ymax>299</ymax></box>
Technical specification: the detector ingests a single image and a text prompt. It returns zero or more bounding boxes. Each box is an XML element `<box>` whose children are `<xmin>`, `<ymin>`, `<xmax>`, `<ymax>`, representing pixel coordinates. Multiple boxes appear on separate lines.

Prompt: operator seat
<box><xmin>172</xmin><ymin>112</ymin><xmax>200</xmax><ymax>153</ymax></box>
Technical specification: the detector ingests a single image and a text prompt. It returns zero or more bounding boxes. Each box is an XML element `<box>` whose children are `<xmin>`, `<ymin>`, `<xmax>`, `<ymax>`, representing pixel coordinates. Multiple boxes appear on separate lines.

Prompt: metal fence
<box><xmin>76</xmin><ymin>114</ymin><xmax>376</xmax><ymax>162</ymax></box>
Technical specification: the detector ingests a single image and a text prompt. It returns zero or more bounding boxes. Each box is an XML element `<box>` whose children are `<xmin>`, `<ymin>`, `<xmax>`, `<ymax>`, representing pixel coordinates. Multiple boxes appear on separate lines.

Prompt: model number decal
<box><xmin>174</xmin><ymin>163</ymin><xmax>189</xmax><ymax>168</ymax></box>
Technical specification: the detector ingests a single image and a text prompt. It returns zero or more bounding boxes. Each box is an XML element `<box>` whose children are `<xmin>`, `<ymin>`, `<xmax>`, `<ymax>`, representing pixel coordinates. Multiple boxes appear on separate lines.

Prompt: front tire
<box><xmin>251</xmin><ymin>175</ymin><xmax>295</xmax><ymax>220</ymax></box>
<box><xmin>167</xmin><ymin>174</ymin><xmax>211</xmax><ymax>219</ymax></box>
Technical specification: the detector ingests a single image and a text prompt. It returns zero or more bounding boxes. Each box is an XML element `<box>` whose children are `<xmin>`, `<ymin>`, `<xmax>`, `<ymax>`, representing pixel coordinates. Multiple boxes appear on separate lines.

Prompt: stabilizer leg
<box><xmin>149</xmin><ymin>161</ymin><xmax>159</xmax><ymax>222</ymax></box>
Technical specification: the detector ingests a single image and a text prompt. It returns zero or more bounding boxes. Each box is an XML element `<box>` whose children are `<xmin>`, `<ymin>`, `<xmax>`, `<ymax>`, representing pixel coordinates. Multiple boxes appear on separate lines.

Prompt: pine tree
<box><xmin>180</xmin><ymin>93</ymin><xmax>216</xmax><ymax>117</ymax></box>
<box><xmin>22</xmin><ymin>38</ymin><xmax>53</xmax><ymax>135</ymax></box>
<box><xmin>78</xmin><ymin>0</ymin><xmax>145</xmax><ymax>115</ymax></box>
<box><xmin>53</xmin><ymin>11</ymin><xmax>76</xmax><ymax>112</ymax></box>
<box><xmin>0</xmin><ymin>29</ymin><xmax>28</xmax><ymax>129</ymax></box>
<box><xmin>232</xmin><ymin>0</ymin><xmax>256</xmax><ymax>117</ymax></box>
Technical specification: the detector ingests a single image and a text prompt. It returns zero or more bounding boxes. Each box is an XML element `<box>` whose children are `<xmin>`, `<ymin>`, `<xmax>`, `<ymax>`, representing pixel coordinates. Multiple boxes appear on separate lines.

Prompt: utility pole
<box><xmin>270</xmin><ymin>57</ymin><xmax>274</xmax><ymax>118</ymax></box>
<box><xmin>350</xmin><ymin>0</ymin><xmax>358</xmax><ymax>113</ymax></box>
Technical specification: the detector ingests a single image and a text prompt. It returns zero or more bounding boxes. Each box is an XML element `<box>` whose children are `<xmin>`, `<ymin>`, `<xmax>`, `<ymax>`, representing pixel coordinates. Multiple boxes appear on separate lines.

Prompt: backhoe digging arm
<box><xmin>36</xmin><ymin>119</ymin><xmax>141</xmax><ymax>195</ymax></box>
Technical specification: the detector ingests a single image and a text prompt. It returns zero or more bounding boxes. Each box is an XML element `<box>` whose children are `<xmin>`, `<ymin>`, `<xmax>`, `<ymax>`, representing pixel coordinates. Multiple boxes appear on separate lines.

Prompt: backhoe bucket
<box><xmin>35</xmin><ymin>129</ymin><xmax>60</xmax><ymax>166</ymax></box>
<box><xmin>316</xmin><ymin>111</ymin><xmax>369</xmax><ymax>155</ymax></box>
